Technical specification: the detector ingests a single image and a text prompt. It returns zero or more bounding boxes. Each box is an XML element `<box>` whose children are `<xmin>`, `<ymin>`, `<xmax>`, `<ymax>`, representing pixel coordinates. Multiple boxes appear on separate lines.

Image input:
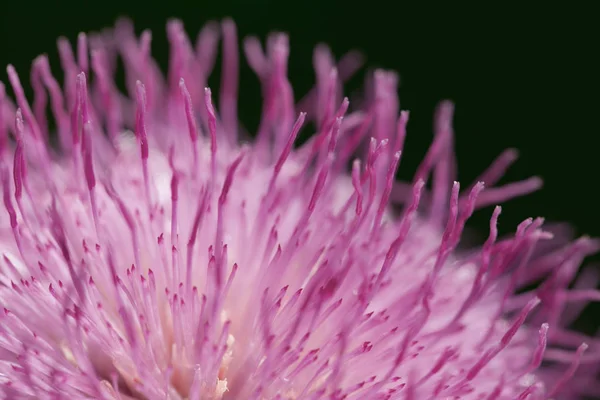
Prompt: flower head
<box><xmin>0</xmin><ymin>18</ymin><xmax>597</xmax><ymax>399</ymax></box>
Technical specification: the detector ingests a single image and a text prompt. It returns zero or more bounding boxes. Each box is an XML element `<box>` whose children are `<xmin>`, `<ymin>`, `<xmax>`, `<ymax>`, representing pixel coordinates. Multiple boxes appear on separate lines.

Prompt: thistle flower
<box><xmin>0</xmin><ymin>18</ymin><xmax>597</xmax><ymax>400</ymax></box>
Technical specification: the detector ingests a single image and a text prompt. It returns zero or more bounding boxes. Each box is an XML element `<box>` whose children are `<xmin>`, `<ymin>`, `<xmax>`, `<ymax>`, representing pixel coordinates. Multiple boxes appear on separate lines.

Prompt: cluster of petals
<box><xmin>0</xmin><ymin>18</ymin><xmax>597</xmax><ymax>400</ymax></box>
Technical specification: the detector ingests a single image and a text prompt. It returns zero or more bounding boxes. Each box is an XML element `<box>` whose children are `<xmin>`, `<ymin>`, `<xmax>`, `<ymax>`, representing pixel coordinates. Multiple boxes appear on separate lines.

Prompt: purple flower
<box><xmin>0</xmin><ymin>18</ymin><xmax>597</xmax><ymax>399</ymax></box>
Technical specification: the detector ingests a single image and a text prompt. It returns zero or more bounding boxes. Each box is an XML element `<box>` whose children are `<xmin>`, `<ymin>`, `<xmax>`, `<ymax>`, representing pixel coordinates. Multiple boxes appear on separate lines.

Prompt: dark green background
<box><xmin>1</xmin><ymin>2</ymin><xmax>598</xmax><ymax>332</ymax></box>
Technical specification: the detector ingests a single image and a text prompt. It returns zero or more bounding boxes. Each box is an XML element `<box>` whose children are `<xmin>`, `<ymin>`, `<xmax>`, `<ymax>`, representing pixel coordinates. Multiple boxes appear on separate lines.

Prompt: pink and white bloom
<box><xmin>0</xmin><ymin>18</ymin><xmax>597</xmax><ymax>400</ymax></box>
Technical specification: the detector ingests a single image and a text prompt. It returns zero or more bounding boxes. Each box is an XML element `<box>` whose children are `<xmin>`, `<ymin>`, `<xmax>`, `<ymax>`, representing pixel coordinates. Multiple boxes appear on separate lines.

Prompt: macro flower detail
<box><xmin>0</xmin><ymin>18</ymin><xmax>598</xmax><ymax>399</ymax></box>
